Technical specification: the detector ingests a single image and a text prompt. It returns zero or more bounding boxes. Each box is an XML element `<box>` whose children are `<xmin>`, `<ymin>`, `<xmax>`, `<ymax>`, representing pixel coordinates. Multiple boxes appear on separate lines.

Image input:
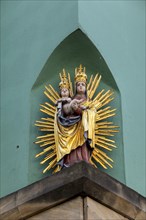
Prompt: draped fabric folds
<box><xmin>54</xmin><ymin>108</ymin><xmax>96</xmax><ymax>164</ymax></box>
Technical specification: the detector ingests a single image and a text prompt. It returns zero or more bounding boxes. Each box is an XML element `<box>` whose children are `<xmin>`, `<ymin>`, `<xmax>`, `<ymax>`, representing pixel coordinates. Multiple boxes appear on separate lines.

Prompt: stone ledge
<box><xmin>0</xmin><ymin>161</ymin><xmax>146</xmax><ymax>220</ymax></box>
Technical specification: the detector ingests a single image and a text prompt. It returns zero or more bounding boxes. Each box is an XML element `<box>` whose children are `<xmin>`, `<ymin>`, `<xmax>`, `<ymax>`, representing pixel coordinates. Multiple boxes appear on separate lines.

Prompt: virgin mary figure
<box><xmin>35</xmin><ymin>65</ymin><xmax>118</xmax><ymax>173</ymax></box>
<box><xmin>54</xmin><ymin>65</ymin><xmax>96</xmax><ymax>168</ymax></box>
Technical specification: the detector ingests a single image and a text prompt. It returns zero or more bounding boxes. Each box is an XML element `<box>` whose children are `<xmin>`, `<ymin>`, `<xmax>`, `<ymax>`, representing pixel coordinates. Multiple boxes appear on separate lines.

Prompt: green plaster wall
<box><xmin>1</xmin><ymin>1</ymin><xmax>145</xmax><ymax>197</ymax></box>
<box><xmin>0</xmin><ymin>0</ymin><xmax>78</xmax><ymax>197</ymax></box>
<box><xmin>78</xmin><ymin>0</ymin><xmax>146</xmax><ymax>197</ymax></box>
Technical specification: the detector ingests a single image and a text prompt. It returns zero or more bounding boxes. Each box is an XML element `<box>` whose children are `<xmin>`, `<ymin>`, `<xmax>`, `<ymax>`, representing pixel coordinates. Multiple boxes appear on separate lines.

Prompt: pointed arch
<box><xmin>29</xmin><ymin>29</ymin><xmax>125</xmax><ymax>184</ymax></box>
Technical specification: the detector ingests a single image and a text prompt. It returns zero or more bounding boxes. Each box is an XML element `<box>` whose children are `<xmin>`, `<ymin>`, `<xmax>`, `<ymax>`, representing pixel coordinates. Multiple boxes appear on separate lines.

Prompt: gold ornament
<box><xmin>35</xmin><ymin>66</ymin><xmax>119</xmax><ymax>174</ymax></box>
<box><xmin>59</xmin><ymin>69</ymin><xmax>70</xmax><ymax>89</ymax></box>
<box><xmin>75</xmin><ymin>64</ymin><xmax>87</xmax><ymax>84</ymax></box>
<box><xmin>59</xmin><ymin>69</ymin><xmax>74</xmax><ymax>97</ymax></box>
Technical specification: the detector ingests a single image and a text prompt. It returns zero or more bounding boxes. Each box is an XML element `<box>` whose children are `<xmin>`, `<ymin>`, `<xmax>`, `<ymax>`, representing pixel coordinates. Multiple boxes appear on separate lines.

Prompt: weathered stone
<box><xmin>0</xmin><ymin>161</ymin><xmax>145</xmax><ymax>220</ymax></box>
<box><xmin>84</xmin><ymin>197</ymin><xmax>128</xmax><ymax>220</ymax></box>
<box><xmin>28</xmin><ymin>196</ymin><xmax>83</xmax><ymax>220</ymax></box>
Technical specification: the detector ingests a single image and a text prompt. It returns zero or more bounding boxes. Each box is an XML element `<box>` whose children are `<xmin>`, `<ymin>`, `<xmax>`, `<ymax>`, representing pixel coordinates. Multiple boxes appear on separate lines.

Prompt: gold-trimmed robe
<box><xmin>54</xmin><ymin>108</ymin><xmax>96</xmax><ymax>162</ymax></box>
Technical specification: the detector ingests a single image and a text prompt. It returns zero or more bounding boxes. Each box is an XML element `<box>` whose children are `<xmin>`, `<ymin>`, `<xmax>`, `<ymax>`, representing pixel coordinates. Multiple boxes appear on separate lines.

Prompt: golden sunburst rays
<box><xmin>68</xmin><ymin>73</ymin><xmax>74</xmax><ymax>97</ymax></box>
<box><xmin>87</xmin><ymin>74</ymin><xmax>119</xmax><ymax>169</ymax></box>
<box><xmin>90</xmin><ymin>120</ymin><xmax>119</xmax><ymax>169</ymax></box>
<box><xmin>87</xmin><ymin>73</ymin><xmax>102</xmax><ymax>100</ymax></box>
<box><xmin>44</xmin><ymin>84</ymin><xmax>60</xmax><ymax>104</ymax></box>
<box><xmin>34</xmin><ymin>85</ymin><xmax>61</xmax><ymax>174</ymax></box>
<box><xmin>35</xmin><ymin>71</ymin><xmax>119</xmax><ymax>173</ymax></box>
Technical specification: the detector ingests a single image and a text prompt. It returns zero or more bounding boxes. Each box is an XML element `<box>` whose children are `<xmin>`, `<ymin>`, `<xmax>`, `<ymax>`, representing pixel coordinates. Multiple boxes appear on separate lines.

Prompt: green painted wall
<box><xmin>1</xmin><ymin>1</ymin><xmax>145</xmax><ymax>197</ymax></box>
<box><xmin>78</xmin><ymin>0</ymin><xmax>146</xmax><ymax>197</ymax></box>
<box><xmin>0</xmin><ymin>0</ymin><xmax>78</xmax><ymax>197</ymax></box>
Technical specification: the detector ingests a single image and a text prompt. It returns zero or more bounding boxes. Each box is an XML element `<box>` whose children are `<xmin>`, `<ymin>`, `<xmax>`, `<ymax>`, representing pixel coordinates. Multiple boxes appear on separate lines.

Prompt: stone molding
<box><xmin>0</xmin><ymin>161</ymin><xmax>146</xmax><ymax>219</ymax></box>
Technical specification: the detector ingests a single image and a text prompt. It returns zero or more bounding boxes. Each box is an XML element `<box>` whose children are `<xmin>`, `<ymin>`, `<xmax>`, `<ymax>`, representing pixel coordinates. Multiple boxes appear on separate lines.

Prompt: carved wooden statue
<box><xmin>35</xmin><ymin>65</ymin><xmax>118</xmax><ymax>173</ymax></box>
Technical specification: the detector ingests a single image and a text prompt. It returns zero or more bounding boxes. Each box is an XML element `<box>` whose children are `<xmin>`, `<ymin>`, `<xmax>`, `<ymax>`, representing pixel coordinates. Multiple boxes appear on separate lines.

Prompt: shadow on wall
<box><xmin>29</xmin><ymin>29</ymin><xmax>125</xmax><ymax>184</ymax></box>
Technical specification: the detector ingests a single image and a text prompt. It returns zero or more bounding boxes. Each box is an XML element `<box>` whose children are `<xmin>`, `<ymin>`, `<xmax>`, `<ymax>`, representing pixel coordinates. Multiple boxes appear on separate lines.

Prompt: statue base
<box><xmin>0</xmin><ymin>161</ymin><xmax>145</xmax><ymax>220</ymax></box>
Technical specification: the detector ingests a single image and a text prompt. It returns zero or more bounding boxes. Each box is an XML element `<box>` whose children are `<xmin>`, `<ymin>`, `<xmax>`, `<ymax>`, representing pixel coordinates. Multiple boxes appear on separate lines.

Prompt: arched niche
<box><xmin>29</xmin><ymin>29</ymin><xmax>125</xmax><ymax>184</ymax></box>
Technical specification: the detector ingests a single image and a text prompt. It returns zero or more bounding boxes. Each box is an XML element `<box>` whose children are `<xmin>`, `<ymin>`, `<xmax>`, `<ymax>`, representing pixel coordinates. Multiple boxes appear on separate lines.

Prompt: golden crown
<box><xmin>59</xmin><ymin>69</ymin><xmax>70</xmax><ymax>90</ymax></box>
<box><xmin>75</xmin><ymin>64</ymin><xmax>87</xmax><ymax>83</ymax></box>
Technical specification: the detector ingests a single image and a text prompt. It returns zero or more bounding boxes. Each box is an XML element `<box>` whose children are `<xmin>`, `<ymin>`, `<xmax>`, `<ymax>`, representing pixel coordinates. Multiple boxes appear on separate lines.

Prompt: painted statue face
<box><xmin>76</xmin><ymin>81</ymin><xmax>86</xmax><ymax>94</ymax></box>
<box><xmin>61</xmin><ymin>88</ymin><xmax>69</xmax><ymax>97</ymax></box>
